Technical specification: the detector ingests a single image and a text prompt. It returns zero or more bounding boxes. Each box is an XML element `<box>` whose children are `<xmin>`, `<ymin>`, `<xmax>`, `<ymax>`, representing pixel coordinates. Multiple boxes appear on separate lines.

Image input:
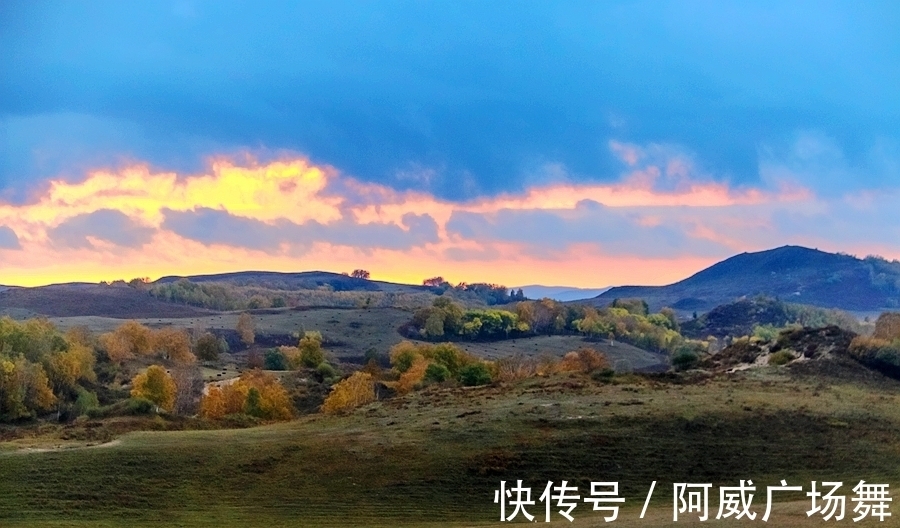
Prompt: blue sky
<box><xmin>3</xmin><ymin>0</ymin><xmax>897</xmax><ymax>198</ymax></box>
<box><xmin>0</xmin><ymin>1</ymin><xmax>898</xmax><ymax>286</ymax></box>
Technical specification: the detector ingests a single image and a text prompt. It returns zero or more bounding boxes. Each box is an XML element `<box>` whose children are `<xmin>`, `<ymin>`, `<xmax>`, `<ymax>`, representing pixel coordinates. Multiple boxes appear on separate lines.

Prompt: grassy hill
<box><xmin>0</xmin><ymin>365</ymin><xmax>897</xmax><ymax>527</ymax></box>
<box><xmin>0</xmin><ymin>284</ymin><xmax>208</xmax><ymax>318</ymax></box>
<box><xmin>590</xmin><ymin>245</ymin><xmax>900</xmax><ymax>313</ymax></box>
<box><xmin>49</xmin><ymin>307</ymin><xmax>668</xmax><ymax>372</ymax></box>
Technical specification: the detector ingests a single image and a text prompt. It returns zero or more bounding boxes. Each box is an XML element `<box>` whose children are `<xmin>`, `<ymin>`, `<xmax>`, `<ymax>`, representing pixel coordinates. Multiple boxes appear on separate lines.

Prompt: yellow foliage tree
<box><xmin>199</xmin><ymin>385</ymin><xmax>226</xmax><ymax>419</ymax></box>
<box><xmin>131</xmin><ymin>365</ymin><xmax>176</xmax><ymax>412</ymax></box>
<box><xmin>222</xmin><ymin>381</ymin><xmax>250</xmax><ymax>415</ymax></box>
<box><xmin>0</xmin><ymin>358</ymin><xmax>56</xmax><ymax>420</ymax></box>
<box><xmin>278</xmin><ymin>346</ymin><xmax>303</xmax><ymax>370</ymax></box>
<box><xmin>236</xmin><ymin>313</ymin><xmax>255</xmax><ymax>346</ymax></box>
<box><xmin>216</xmin><ymin>370</ymin><xmax>293</xmax><ymax>420</ymax></box>
<box><xmin>322</xmin><ymin>371</ymin><xmax>375</xmax><ymax>414</ymax></box>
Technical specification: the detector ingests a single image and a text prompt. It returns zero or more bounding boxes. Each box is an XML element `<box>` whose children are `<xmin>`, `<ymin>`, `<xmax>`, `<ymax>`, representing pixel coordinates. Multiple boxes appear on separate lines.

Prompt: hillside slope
<box><xmin>0</xmin><ymin>284</ymin><xmax>209</xmax><ymax>318</ymax></box>
<box><xmin>589</xmin><ymin>246</ymin><xmax>900</xmax><ymax>312</ymax></box>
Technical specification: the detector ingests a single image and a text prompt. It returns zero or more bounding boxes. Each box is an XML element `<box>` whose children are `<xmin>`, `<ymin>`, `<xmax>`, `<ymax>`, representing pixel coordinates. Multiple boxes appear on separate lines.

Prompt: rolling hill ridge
<box><xmin>589</xmin><ymin>245</ymin><xmax>900</xmax><ymax>312</ymax></box>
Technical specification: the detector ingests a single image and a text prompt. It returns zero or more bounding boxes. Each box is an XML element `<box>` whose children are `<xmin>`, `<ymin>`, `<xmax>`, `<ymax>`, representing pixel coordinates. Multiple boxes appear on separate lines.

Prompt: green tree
<box><xmin>195</xmin><ymin>332</ymin><xmax>221</xmax><ymax>361</ymax></box>
<box><xmin>264</xmin><ymin>349</ymin><xmax>287</xmax><ymax>370</ymax></box>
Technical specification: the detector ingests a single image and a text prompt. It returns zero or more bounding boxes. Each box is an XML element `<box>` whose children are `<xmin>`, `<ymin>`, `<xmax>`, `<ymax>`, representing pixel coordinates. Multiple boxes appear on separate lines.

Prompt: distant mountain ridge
<box><xmin>516</xmin><ymin>285</ymin><xmax>611</xmax><ymax>302</ymax></box>
<box><xmin>589</xmin><ymin>246</ymin><xmax>900</xmax><ymax>313</ymax></box>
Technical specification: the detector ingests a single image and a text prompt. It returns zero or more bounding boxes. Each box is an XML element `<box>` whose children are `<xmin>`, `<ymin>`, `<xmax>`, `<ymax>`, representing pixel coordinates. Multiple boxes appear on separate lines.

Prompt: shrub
<box><xmin>264</xmin><ymin>349</ymin><xmax>288</xmax><ymax>371</ymax></box>
<box><xmin>672</xmin><ymin>350</ymin><xmax>699</xmax><ymax>371</ymax></box>
<box><xmin>316</xmin><ymin>362</ymin><xmax>337</xmax><ymax>380</ymax></box>
<box><xmin>558</xmin><ymin>348</ymin><xmax>610</xmax><ymax>374</ymax></box>
<box><xmin>389</xmin><ymin>341</ymin><xmax>420</xmax><ymax>373</ymax></box>
<box><xmin>126</xmin><ymin>397</ymin><xmax>155</xmax><ymax>415</ymax></box>
<box><xmin>459</xmin><ymin>363</ymin><xmax>492</xmax><ymax>386</ymax></box>
<box><xmin>73</xmin><ymin>388</ymin><xmax>99</xmax><ymax>416</ymax></box>
<box><xmin>424</xmin><ymin>363</ymin><xmax>451</xmax><ymax>383</ymax></box>
<box><xmin>321</xmin><ymin>372</ymin><xmax>376</xmax><ymax>414</ymax></box>
<box><xmin>768</xmin><ymin>350</ymin><xmax>794</xmax><ymax>366</ymax></box>
<box><xmin>592</xmin><ymin>368</ymin><xmax>616</xmax><ymax>382</ymax></box>
<box><xmin>849</xmin><ymin>335</ymin><xmax>900</xmax><ymax>377</ymax></box>
<box><xmin>494</xmin><ymin>355</ymin><xmax>537</xmax><ymax>382</ymax></box>
<box><xmin>396</xmin><ymin>357</ymin><xmax>428</xmax><ymax>394</ymax></box>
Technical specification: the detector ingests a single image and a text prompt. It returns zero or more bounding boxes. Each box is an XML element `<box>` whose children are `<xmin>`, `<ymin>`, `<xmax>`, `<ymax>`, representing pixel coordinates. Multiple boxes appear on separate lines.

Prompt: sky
<box><xmin>1</xmin><ymin>0</ymin><xmax>899</xmax><ymax>288</ymax></box>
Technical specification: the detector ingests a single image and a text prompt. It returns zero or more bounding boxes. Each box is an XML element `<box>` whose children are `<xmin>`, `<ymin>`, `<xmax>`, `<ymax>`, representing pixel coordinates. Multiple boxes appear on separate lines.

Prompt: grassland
<box><xmin>0</xmin><ymin>363</ymin><xmax>897</xmax><ymax>527</ymax></box>
<box><xmin>49</xmin><ymin>307</ymin><xmax>667</xmax><ymax>370</ymax></box>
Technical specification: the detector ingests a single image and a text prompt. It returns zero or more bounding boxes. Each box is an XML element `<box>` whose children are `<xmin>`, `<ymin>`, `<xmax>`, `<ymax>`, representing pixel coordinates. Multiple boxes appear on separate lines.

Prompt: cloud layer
<box><xmin>1</xmin><ymin>143</ymin><xmax>898</xmax><ymax>288</ymax></box>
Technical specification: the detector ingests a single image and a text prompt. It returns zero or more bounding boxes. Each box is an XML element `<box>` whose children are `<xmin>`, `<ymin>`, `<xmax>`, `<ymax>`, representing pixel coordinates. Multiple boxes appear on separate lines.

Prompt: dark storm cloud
<box><xmin>161</xmin><ymin>208</ymin><xmax>438</xmax><ymax>251</ymax></box>
<box><xmin>47</xmin><ymin>209</ymin><xmax>155</xmax><ymax>248</ymax></box>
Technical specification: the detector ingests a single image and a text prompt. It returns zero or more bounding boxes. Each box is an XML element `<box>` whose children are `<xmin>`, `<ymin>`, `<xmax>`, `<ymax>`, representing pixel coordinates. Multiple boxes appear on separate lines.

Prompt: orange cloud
<box><xmin>0</xmin><ymin>151</ymin><xmax>895</xmax><ymax>289</ymax></box>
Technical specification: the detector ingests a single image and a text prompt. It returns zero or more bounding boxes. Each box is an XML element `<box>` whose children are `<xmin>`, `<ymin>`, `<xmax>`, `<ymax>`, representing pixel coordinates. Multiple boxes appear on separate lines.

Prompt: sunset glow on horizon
<box><xmin>1</xmin><ymin>149</ymin><xmax>897</xmax><ymax>289</ymax></box>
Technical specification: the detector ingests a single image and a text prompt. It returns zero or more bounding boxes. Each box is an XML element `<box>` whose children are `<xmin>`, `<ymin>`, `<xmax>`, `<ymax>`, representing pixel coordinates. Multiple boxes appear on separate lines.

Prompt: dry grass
<box><xmin>0</xmin><ymin>364</ymin><xmax>897</xmax><ymax>526</ymax></box>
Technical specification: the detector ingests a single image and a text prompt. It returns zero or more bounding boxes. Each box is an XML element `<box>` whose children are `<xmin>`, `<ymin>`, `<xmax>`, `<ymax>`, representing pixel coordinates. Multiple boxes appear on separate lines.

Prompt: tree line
<box><xmin>404</xmin><ymin>296</ymin><xmax>693</xmax><ymax>354</ymax></box>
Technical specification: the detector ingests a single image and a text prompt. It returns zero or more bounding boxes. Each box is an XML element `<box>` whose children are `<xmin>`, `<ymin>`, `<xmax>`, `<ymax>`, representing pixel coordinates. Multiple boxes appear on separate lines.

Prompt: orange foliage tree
<box><xmin>200</xmin><ymin>385</ymin><xmax>226</xmax><ymax>419</ymax></box>
<box><xmin>152</xmin><ymin>327</ymin><xmax>196</xmax><ymax>364</ymax></box>
<box><xmin>200</xmin><ymin>370</ymin><xmax>293</xmax><ymax>420</ymax></box>
<box><xmin>99</xmin><ymin>320</ymin><xmax>154</xmax><ymax>362</ymax></box>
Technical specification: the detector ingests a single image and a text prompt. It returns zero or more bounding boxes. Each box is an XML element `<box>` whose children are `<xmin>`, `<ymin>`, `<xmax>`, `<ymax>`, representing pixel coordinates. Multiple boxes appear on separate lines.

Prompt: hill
<box><xmin>516</xmin><ymin>284</ymin><xmax>611</xmax><ymax>301</ymax></box>
<box><xmin>589</xmin><ymin>245</ymin><xmax>900</xmax><ymax>312</ymax></box>
<box><xmin>155</xmin><ymin>270</ymin><xmax>430</xmax><ymax>294</ymax></box>
<box><xmin>0</xmin><ymin>283</ymin><xmax>208</xmax><ymax>318</ymax></box>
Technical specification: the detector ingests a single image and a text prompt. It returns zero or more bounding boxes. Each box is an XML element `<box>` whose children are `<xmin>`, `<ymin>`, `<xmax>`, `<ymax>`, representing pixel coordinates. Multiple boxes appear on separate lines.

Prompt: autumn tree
<box><xmin>152</xmin><ymin>327</ymin><xmax>195</xmax><ymax>364</ymax></box>
<box><xmin>350</xmin><ymin>269</ymin><xmax>371</xmax><ymax>279</ymax></box>
<box><xmin>199</xmin><ymin>385</ymin><xmax>226</xmax><ymax>419</ymax></box>
<box><xmin>43</xmin><ymin>342</ymin><xmax>96</xmax><ymax>418</ymax></box>
<box><xmin>422</xmin><ymin>276</ymin><xmax>446</xmax><ymax>287</ymax></box>
<box><xmin>322</xmin><ymin>372</ymin><xmax>375</xmax><ymax>414</ymax></box>
<box><xmin>99</xmin><ymin>320</ymin><xmax>153</xmax><ymax>362</ymax></box>
<box><xmin>229</xmin><ymin>370</ymin><xmax>293</xmax><ymax>419</ymax></box>
<box><xmin>236</xmin><ymin>313</ymin><xmax>255</xmax><ymax>347</ymax></box>
<box><xmin>131</xmin><ymin>365</ymin><xmax>177</xmax><ymax>413</ymax></box>
<box><xmin>0</xmin><ymin>358</ymin><xmax>56</xmax><ymax>421</ymax></box>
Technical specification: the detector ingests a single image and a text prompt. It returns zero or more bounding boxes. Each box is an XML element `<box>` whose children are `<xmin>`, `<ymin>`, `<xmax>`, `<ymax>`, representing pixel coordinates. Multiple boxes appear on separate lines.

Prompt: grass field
<box><xmin>0</xmin><ymin>364</ymin><xmax>897</xmax><ymax>527</ymax></box>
